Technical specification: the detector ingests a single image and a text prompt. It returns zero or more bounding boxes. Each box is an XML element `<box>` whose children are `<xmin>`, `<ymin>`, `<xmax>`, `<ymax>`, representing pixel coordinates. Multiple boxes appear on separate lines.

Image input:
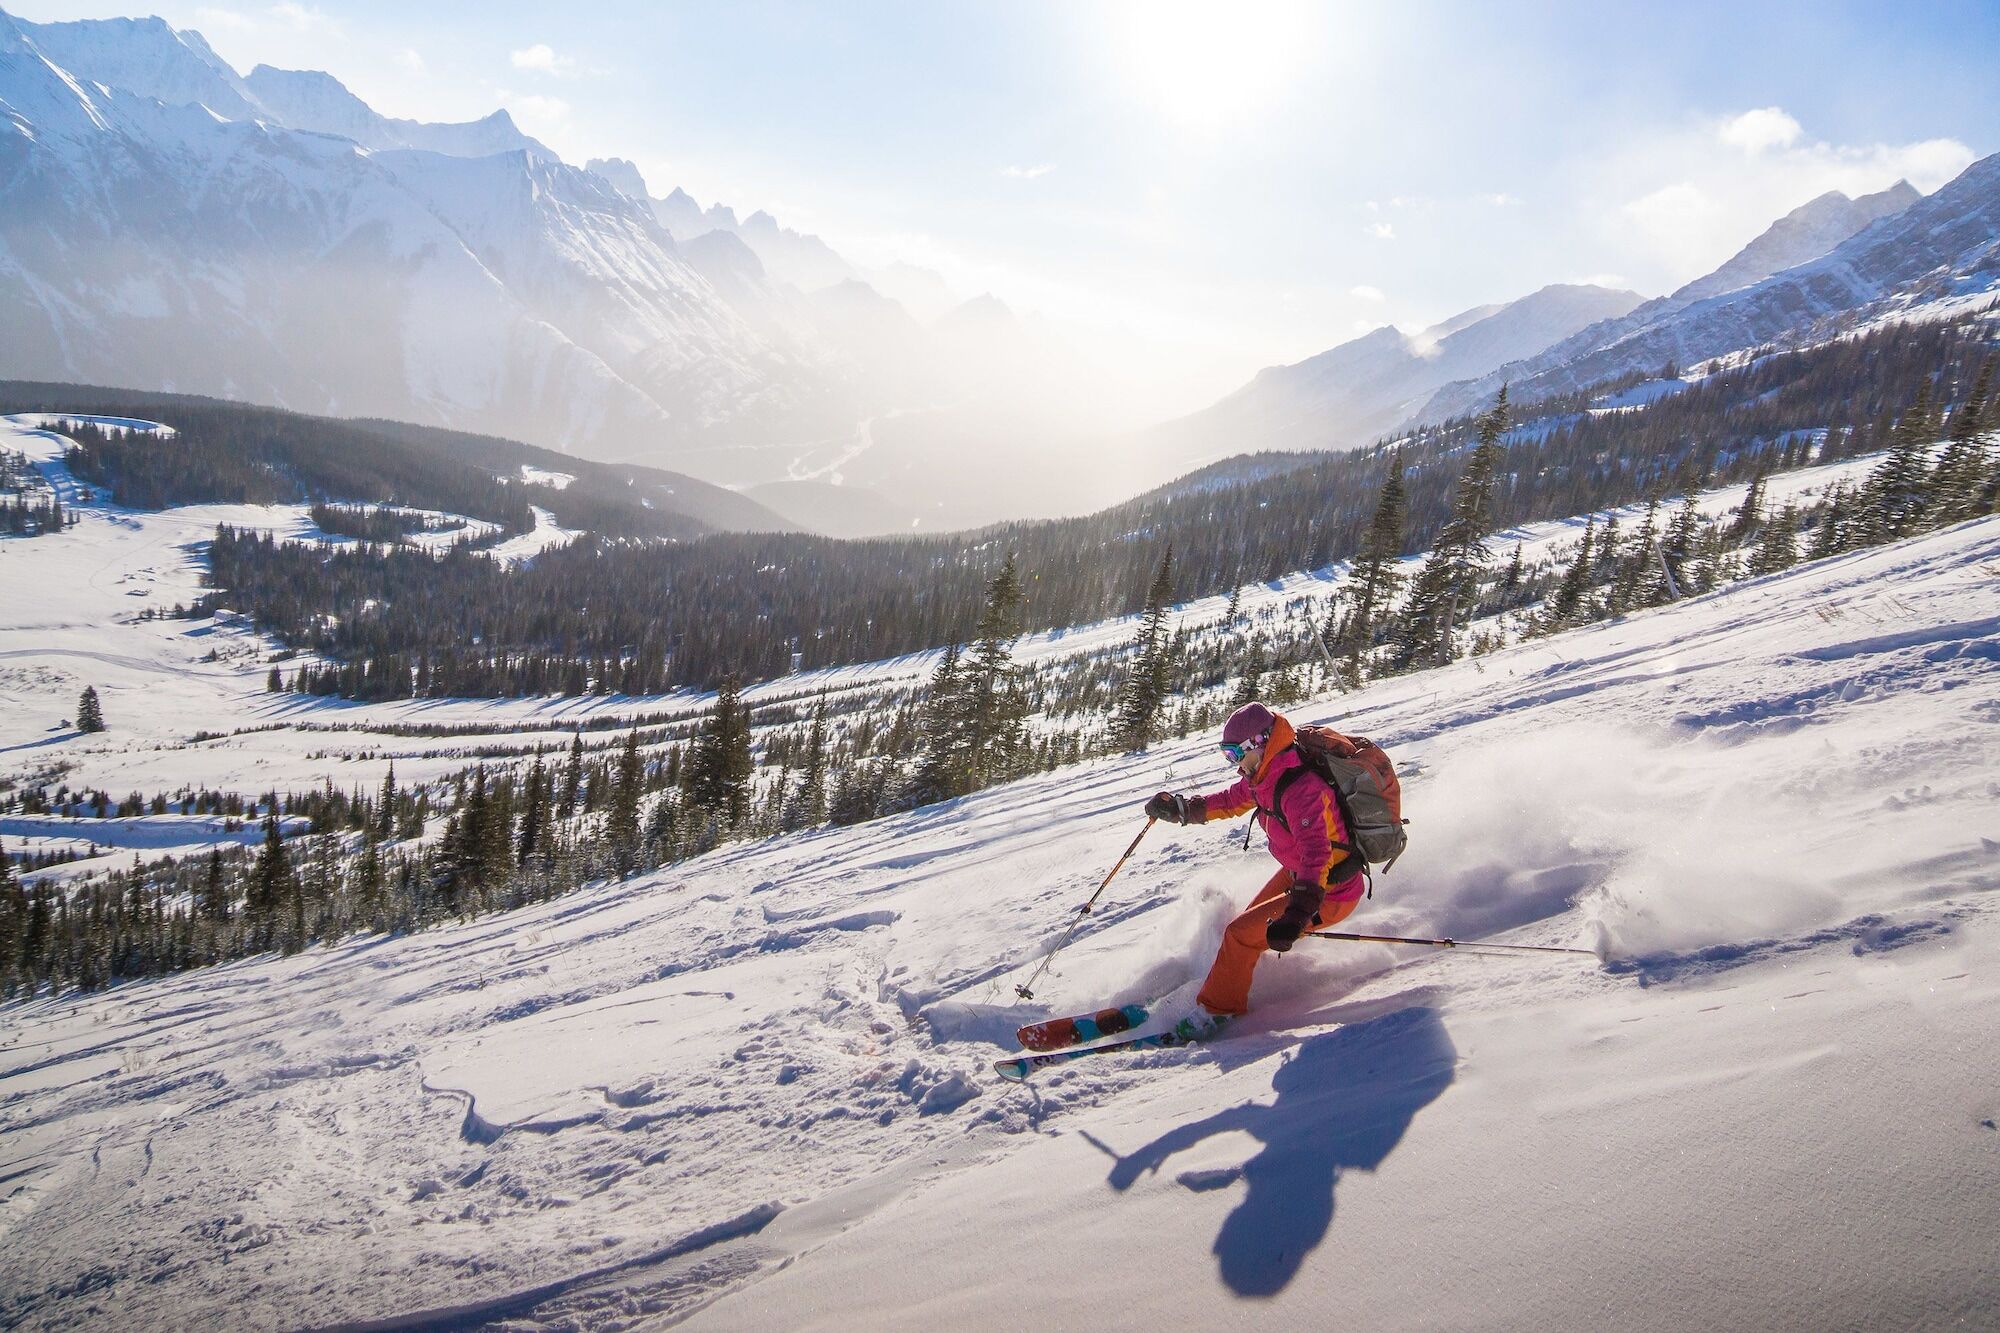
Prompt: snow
<box><xmin>3</xmin><ymin>407</ymin><xmax>1998</xmax><ymax>1326</ymax></box>
<box><xmin>518</xmin><ymin>464</ymin><xmax>576</xmax><ymax>490</ymax></box>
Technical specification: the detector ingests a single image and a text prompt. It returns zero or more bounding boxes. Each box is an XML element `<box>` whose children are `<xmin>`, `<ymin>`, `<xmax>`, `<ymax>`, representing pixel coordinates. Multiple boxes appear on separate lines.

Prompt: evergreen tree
<box><xmin>1861</xmin><ymin>380</ymin><xmax>1937</xmax><ymax>541</ymax></box>
<box><xmin>560</xmin><ymin>733</ymin><xmax>585</xmax><ymax>815</ymax></box>
<box><xmin>76</xmin><ymin>687</ymin><xmax>106</xmax><ymax>734</ymax></box>
<box><xmin>1928</xmin><ymin>360</ymin><xmax>1993</xmax><ymax>527</ymax></box>
<box><xmin>1729</xmin><ymin>471</ymin><xmax>1768</xmax><ymax>546</ymax></box>
<box><xmin>1750</xmin><ymin>503</ymin><xmax>1800</xmax><ymax>575</ymax></box>
<box><xmin>199</xmin><ymin>847</ymin><xmax>229</xmax><ymax>922</ymax></box>
<box><xmin>1333</xmin><ymin>457</ymin><xmax>1407</xmax><ymax>683</ymax></box>
<box><xmin>783</xmin><ymin>694</ymin><xmax>831</xmax><ymax>830</ymax></box>
<box><xmin>1659</xmin><ymin>494</ymin><xmax>1702</xmax><ymax>600</ymax></box>
<box><xmin>607</xmin><ymin>733</ymin><xmax>644</xmax><ymax>874</ymax></box>
<box><xmin>1112</xmin><ymin>547</ymin><xmax>1177</xmax><ymax>751</ymax></box>
<box><xmin>1808</xmin><ymin>482</ymin><xmax>1851</xmax><ymax>560</ymax></box>
<box><xmin>960</xmin><ymin>555</ymin><xmax>1029</xmax><ymax>791</ymax></box>
<box><xmin>1542</xmin><ymin>517</ymin><xmax>1597</xmax><ymax>629</ymax></box>
<box><xmin>247</xmin><ymin>809</ymin><xmax>296</xmax><ymax>941</ymax></box>
<box><xmin>1393</xmin><ymin>388</ymin><xmax>1508</xmax><ymax>668</ymax></box>
<box><xmin>517</xmin><ymin>754</ymin><xmax>549</xmax><ymax>866</ymax></box>
<box><xmin>1610</xmin><ymin>494</ymin><xmax>1662</xmax><ymax>614</ymax></box>
<box><xmin>267</xmin><ymin>665</ymin><xmax>284</xmax><ymax>692</ymax></box>
<box><xmin>686</xmin><ymin>677</ymin><xmax>753</xmax><ymax>827</ymax></box>
<box><xmin>376</xmin><ymin>763</ymin><xmax>397</xmax><ymax>841</ymax></box>
<box><xmin>909</xmin><ymin>643</ymin><xmax>967</xmax><ymax>805</ymax></box>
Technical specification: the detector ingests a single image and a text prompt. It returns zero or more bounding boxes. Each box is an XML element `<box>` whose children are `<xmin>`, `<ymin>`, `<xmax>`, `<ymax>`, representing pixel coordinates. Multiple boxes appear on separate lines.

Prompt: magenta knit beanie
<box><xmin>1221</xmin><ymin>701</ymin><xmax>1275</xmax><ymax>746</ymax></box>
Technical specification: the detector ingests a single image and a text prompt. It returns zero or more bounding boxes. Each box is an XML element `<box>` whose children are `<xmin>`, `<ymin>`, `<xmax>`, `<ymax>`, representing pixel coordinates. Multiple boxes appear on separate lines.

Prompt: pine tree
<box><xmin>606</xmin><ymin>733</ymin><xmax>644</xmax><ymax>874</ymax></box>
<box><xmin>1862</xmin><ymin>380</ymin><xmax>1937</xmax><ymax>542</ymax></box>
<box><xmin>1542</xmin><ymin>517</ymin><xmax>1597</xmax><ymax>629</ymax></box>
<box><xmin>560</xmin><ymin>733</ymin><xmax>585</xmax><ymax>815</ymax></box>
<box><xmin>1393</xmin><ymin>388</ymin><xmax>1508</xmax><ymax>669</ymax></box>
<box><xmin>783</xmin><ymin>694</ymin><xmax>831</xmax><ymax>831</ymax></box>
<box><xmin>1610</xmin><ymin>494</ymin><xmax>1661</xmax><ymax>615</ymax></box>
<box><xmin>1928</xmin><ymin>359</ymin><xmax>1992</xmax><ymax>527</ymax></box>
<box><xmin>1334</xmin><ymin>457</ymin><xmax>1406</xmax><ymax>683</ymax></box>
<box><xmin>247</xmin><ymin>809</ymin><xmax>295</xmax><ymax>941</ymax></box>
<box><xmin>686</xmin><ymin>677</ymin><xmax>753</xmax><ymax>827</ymax></box>
<box><xmin>1112</xmin><ymin>547</ymin><xmax>1177</xmax><ymax>751</ymax></box>
<box><xmin>960</xmin><ymin>555</ymin><xmax>1029</xmax><ymax>791</ymax></box>
<box><xmin>1808</xmin><ymin>482</ymin><xmax>1851</xmax><ymax>560</ymax></box>
<box><xmin>1749</xmin><ymin>503</ymin><xmax>1800</xmax><ymax>575</ymax></box>
<box><xmin>376</xmin><ymin>763</ymin><xmax>398</xmax><ymax>841</ymax></box>
<box><xmin>909</xmin><ymin>642</ymin><xmax>967</xmax><ymax>805</ymax></box>
<box><xmin>76</xmin><ymin>687</ymin><xmax>106</xmax><ymax>734</ymax></box>
<box><xmin>1729</xmin><ymin>471</ymin><xmax>1768</xmax><ymax>546</ymax></box>
<box><xmin>517</xmin><ymin>754</ymin><xmax>549</xmax><ymax>866</ymax></box>
<box><xmin>1659</xmin><ymin>494</ymin><xmax>1702</xmax><ymax>600</ymax></box>
<box><xmin>267</xmin><ymin>665</ymin><xmax>284</xmax><ymax>692</ymax></box>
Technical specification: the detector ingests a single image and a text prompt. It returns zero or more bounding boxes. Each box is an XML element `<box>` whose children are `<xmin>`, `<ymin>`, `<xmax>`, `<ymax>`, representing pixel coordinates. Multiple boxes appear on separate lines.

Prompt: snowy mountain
<box><xmin>15</xmin><ymin>11</ymin><xmax>553</xmax><ymax>158</ymax></box>
<box><xmin>584</xmin><ymin>157</ymin><xmax>858</xmax><ymax>293</ymax></box>
<box><xmin>0</xmin><ymin>9</ymin><xmax>852</xmax><ymax>481</ymax></box>
<box><xmin>2</xmin><ymin>400</ymin><xmax>1995</xmax><ymax>1324</ymax></box>
<box><xmin>1413</xmin><ymin>167</ymin><xmax>2000</xmax><ymax>423</ymax></box>
<box><xmin>1672</xmin><ymin>181</ymin><xmax>1919</xmax><ymax>305</ymax></box>
<box><xmin>1143</xmin><ymin>283</ymin><xmax>1644</xmax><ymax>467</ymax></box>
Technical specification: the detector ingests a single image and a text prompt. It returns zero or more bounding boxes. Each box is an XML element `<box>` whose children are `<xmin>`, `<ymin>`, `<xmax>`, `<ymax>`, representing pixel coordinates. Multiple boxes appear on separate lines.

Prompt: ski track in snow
<box><xmin>2</xmin><ymin>416</ymin><xmax>1999</xmax><ymax>1327</ymax></box>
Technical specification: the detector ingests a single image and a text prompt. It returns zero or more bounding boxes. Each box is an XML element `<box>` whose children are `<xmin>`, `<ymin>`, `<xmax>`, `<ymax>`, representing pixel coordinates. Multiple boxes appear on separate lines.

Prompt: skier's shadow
<box><xmin>1087</xmin><ymin>1005</ymin><xmax>1455</xmax><ymax>1298</ymax></box>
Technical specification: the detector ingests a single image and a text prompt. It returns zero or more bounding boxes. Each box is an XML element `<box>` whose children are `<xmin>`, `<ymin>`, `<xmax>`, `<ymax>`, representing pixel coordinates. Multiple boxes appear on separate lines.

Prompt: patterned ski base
<box><xmin>993</xmin><ymin>1014</ymin><xmax>1229</xmax><ymax>1082</ymax></box>
<box><xmin>1015</xmin><ymin>1003</ymin><xmax>1150</xmax><ymax>1053</ymax></box>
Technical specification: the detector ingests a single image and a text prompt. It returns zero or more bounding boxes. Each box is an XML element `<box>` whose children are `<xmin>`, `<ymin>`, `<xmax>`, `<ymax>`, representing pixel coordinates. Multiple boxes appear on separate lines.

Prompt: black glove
<box><xmin>1265</xmin><ymin>884</ymin><xmax>1323</xmax><ymax>953</ymax></box>
<box><xmin>1143</xmin><ymin>791</ymin><xmax>1187</xmax><ymax>824</ymax></box>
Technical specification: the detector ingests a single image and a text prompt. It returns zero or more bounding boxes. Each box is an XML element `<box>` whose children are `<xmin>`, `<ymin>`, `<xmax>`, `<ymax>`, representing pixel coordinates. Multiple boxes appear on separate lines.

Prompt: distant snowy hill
<box><xmin>1144</xmin><ymin>283</ymin><xmax>1644</xmax><ymax>468</ymax></box>
<box><xmin>1413</xmin><ymin>167</ymin><xmax>2000</xmax><ymax>422</ymax></box>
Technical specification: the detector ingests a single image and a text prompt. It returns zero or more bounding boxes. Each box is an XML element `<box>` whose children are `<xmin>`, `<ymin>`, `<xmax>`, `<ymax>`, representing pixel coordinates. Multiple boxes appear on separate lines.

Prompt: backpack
<box><xmin>1252</xmin><ymin>725</ymin><xmax>1409</xmax><ymax>889</ymax></box>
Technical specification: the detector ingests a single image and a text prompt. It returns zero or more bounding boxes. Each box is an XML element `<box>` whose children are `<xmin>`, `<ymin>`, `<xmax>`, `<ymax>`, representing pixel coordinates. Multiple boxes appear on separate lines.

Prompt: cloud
<box><xmin>1367</xmin><ymin>222</ymin><xmax>1395</xmax><ymax>240</ymax></box>
<box><xmin>502</xmin><ymin>93</ymin><xmax>573</xmax><ymax>132</ymax></box>
<box><xmin>511</xmin><ymin>43</ymin><xmax>577</xmax><ymax>75</ymax></box>
<box><xmin>1482</xmin><ymin>192</ymin><xmax>1518</xmax><ymax>207</ymax></box>
<box><xmin>1719</xmin><ymin>107</ymin><xmax>1803</xmax><ymax>154</ymax></box>
<box><xmin>270</xmin><ymin>2</ymin><xmax>337</xmax><ymax>33</ymax></box>
<box><xmin>999</xmin><ymin>164</ymin><xmax>1055</xmax><ymax>180</ymax></box>
<box><xmin>394</xmin><ymin>48</ymin><xmax>426</xmax><ymax>75</ymax></box>
<box><xmin>1349</xmin><ymin>284</ymin><xmax>1386</xmax><ymax>302</ymax></box>
<box><xmin>1602</xmin><ymin>113</ymin><xmax>1975</xmax><ymax>287</ymax></box>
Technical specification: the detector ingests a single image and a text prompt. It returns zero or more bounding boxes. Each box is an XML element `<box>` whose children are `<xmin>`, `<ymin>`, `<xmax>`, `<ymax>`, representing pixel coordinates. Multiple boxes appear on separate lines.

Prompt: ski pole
<box><xmin>1303</xmin><ymin>930</ymin><xmax>1601</xmax><ymax>959</ymax></box>
<box><xmin>1015</xmin><ymin>817</ymin><xmax>1154</xmax><ymax>1000</ymax></box>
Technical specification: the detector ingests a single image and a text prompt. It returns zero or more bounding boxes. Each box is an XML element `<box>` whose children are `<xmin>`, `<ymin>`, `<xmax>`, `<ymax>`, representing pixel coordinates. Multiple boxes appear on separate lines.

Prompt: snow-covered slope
<box><xmin>1419</xmin><ymin>164</ymin><xmax>2000</xmax><ymax>422</ymax></box>
<box><xmin>3</xmin><ymin>403</ymin><xmax>1996</xmax><ymax>1325</ymax></box>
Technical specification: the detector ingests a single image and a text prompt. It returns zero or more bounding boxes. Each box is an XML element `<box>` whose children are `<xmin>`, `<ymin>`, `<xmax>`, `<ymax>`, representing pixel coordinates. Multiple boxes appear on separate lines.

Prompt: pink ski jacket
<box><xmin>1188</xmin><ymin>713</ymin><xmax>1364</xmax><ymax>898</ymax></box>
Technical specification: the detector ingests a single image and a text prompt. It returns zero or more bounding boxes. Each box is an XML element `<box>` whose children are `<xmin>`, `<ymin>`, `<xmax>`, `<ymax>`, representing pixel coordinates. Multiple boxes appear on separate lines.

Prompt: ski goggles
<box><xmin>1219</xmin><ymin>733</ymin><xmax>1268</xmax><ymax>764</ymax></box>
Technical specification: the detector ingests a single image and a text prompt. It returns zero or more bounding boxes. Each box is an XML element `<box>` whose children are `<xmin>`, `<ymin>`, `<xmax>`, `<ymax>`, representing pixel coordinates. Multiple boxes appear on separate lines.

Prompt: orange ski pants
<box><xmin>1196</xmin><ymin>867</ymin><xmax>1362</xmax><ymax>1016</ymax></box>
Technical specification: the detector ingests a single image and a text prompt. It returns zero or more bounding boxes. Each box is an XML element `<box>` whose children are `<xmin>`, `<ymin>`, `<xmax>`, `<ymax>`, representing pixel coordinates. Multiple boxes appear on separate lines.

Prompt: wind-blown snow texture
<box><xmin>2</xmin><ymin>415</ymin><xmax>1998</xmax><ymax>1326</ymax></box>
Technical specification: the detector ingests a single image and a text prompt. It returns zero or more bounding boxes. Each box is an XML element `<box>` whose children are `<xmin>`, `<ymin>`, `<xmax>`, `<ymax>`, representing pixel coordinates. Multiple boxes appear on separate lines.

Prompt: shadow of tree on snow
<box><xmin>1090</xmin><ymin>1005</ymin><xmax>1455</xmax><ymax>1298</ymax></box>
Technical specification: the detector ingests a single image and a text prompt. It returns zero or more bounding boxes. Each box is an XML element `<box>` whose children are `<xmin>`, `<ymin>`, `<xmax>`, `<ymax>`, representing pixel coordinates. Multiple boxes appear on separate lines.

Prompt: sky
<box><xmin>12</xmin><ymin>0</ymin><xmax>2000</xmax><ymax>403</ymax></box>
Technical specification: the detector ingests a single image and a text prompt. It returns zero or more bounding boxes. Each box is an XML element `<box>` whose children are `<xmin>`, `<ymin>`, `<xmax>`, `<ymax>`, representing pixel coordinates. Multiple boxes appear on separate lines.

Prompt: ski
<box><xmin>993</xmin><ymin>1014</ymin><xmax>1229</xmax><ymax>1082</ymax></box>
<box><xmin>1015</xmin><ymin>1002</ymin><xmax>1150</xmax><ymax>1052</ymax></box>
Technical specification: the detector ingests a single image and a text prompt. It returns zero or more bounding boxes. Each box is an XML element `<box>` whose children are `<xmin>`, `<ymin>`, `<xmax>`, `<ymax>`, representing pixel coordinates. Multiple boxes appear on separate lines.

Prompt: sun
<box><xmin>1099</xmin><ymin>0</ymin><xmax>1319</xmax><ymax>133</ymax></box>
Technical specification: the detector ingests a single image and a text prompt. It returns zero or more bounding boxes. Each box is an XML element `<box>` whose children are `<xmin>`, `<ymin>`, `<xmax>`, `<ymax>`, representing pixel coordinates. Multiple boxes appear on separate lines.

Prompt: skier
<box><xmin>1144</xmin><ymin>701</ymin><xmax>1365</xmax><ymax>1018</ymax></box>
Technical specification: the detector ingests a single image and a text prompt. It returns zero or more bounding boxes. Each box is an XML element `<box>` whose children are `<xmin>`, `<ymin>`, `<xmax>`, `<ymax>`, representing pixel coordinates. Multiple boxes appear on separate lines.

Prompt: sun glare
<box><xmin>1101</xmin><ymin>0</ymin><xmax>1318</xmax><ymax>132</ymax></box>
